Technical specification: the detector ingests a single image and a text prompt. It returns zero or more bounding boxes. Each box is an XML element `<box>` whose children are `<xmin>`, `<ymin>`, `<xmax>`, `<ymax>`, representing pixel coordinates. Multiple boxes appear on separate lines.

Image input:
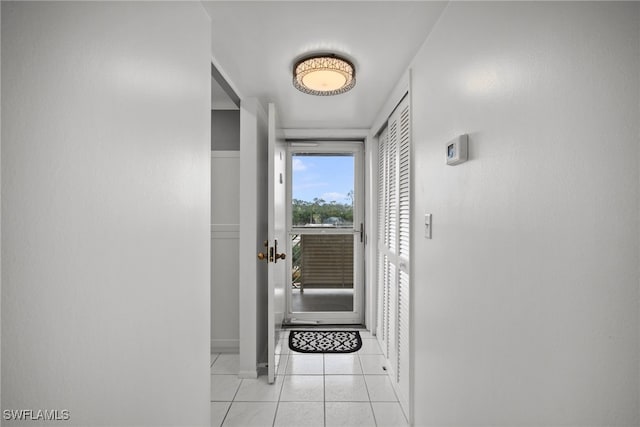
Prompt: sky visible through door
<box><xmin>292</xmin><ymin>154</ymin><xmax>354</xmax><ymax>228</ymax></box>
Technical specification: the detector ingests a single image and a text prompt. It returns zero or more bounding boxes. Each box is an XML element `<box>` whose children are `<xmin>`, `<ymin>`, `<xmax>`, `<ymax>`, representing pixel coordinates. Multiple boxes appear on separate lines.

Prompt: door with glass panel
<box><xmin>286</xmin><ymin>142</ymin><xmax>364</xmax><ymax>324</ymax></box>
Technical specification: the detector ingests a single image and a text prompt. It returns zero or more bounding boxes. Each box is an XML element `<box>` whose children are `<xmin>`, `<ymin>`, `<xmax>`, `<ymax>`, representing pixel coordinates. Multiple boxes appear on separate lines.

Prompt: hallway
<box><xmin>3</xmin><ymin>2</ymin><xmax>639</xmax><ymax>425</ymax></box>
<box><xmin>210</xmin><ymin>331</ymin><xmax>407</xmax><ymax>427</ymax></box>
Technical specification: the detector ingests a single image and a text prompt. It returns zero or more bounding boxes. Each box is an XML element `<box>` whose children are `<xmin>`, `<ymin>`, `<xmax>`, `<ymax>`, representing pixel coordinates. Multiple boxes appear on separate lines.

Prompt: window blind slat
<box><xmin>398</xmin><ymin>103</ymin><xmax>410</xmax><ymax>260</ymax></box>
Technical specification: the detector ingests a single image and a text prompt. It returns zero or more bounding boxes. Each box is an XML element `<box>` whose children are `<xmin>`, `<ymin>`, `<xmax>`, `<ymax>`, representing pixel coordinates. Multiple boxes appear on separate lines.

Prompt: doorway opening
<box><xmin>210</xmin><ymin>62</ymin><xmax>241</xmax><ymax>355</ymax></box>
<box><xmin>285</xmin><ymin>142</ymin><xmax>364</xmax><ymax>325</ymax></box>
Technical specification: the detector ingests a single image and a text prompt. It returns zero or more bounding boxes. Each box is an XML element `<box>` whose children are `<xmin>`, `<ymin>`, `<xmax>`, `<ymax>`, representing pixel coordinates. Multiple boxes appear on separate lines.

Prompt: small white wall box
<box><xmin>446</xmin><ymin>134</ymin><xmax>468</xmax><ymax>165</ymax></box>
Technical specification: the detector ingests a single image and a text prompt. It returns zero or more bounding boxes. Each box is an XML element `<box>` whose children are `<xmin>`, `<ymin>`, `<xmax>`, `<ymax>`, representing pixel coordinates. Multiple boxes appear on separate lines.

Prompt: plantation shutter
<box><xmin>397</xmin><ymin>101</ymin><xmax>411</xmax><ymax>397</ymax></box>
<box><xmin>376</xmin><ymin>94</ymin><xmax>411</xmax><ymax>417</ymax></box>
<box><xmin>387</xmin><ymin>118</ymin><xmax>397</xmax><ymax>252</ymax></box>
<box><xmin>376</xmin><ymin>126</ymin><xmax>389</xmax><ymax>357</ymax></box>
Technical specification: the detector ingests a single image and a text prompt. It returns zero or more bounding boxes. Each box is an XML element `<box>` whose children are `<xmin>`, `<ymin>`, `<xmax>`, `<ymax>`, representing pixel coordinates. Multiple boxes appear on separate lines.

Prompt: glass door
<box><xmin>286</xmin><ymin>142</ymin><xmax>364</xmax><ymax>324</ymax></box>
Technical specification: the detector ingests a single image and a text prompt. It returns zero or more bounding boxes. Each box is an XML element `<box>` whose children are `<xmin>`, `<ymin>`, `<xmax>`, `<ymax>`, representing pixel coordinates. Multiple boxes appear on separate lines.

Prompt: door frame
<box><xmin>267</xmin><ymin>103</ymin><xmax>287</xmax><ymax>383</ymax></box>
<box><xmin>238</xmin><ymin>97</ymin><xmax>269</xmax><ymax>378</ymax></box>
<box><xmin>284</xmin><ymin>141</ymin><xmax>365</xmax><ymax>325</ymax></box>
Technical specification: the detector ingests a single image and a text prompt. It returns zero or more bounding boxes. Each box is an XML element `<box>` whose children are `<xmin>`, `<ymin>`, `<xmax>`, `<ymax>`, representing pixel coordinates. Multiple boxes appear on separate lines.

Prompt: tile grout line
<box><xmin>211</xmin><ymin>353</ymin><xmax>220</xmax><ymax>368</ymax></box>
<box><xmin>323</xmin><ymin>351</ymin><xmax>327</xmax><ymax>427</ymax></box>
<box><xmin>231</xmin><ymin>377</ymin><xmax>242</xmax><ymax>402</ymax></box>
<box><xmin>214</xmin><ymin>354</ymin><xmax>241</xmax><ymax>427</ymax></box>
<box><xmin>217</xmin><ymin>402</ymin><xmax>232</xmax><ymax>427</ymax></box>
<box><xmin>358</xmin><ymin>351</ymin><xmax>380</xmax><ymax>427</ymax></box>
<box><xmin>272</xmin><ymin>351</ymin><xmax>289</xmax><ymax>427</ymax></box>
<box><xmin>227</xmin><ymin>358</ymin><xmax>242</xmax><ymax>409</ymax></box>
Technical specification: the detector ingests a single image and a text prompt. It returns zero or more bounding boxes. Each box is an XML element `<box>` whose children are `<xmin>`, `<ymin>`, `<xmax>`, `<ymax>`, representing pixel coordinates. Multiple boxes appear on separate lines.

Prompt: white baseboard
<box><xmin>238</xmin><ymin>370</ymin><xmax>258</xmax><ymax>379</ymax></box>
<box><xmin>211</xmin><ymin>339</ymin><xmax>239</xmax><ymax>354</ymax></box>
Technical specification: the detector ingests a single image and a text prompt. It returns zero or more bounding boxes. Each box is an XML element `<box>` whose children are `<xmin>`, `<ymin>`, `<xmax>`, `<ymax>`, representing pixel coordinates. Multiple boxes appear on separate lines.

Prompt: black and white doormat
<box><xmin>288</xmin><ymin>330</ymin><xmax>362</xmax><ymax>353</ymax></box>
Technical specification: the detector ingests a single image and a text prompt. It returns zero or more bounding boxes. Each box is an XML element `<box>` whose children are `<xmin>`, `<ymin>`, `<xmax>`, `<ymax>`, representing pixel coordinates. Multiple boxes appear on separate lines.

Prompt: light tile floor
<box><xmin>210</xmin><ymin>330</ymin><xmax>409</xmax><ymax>427</ymax></box>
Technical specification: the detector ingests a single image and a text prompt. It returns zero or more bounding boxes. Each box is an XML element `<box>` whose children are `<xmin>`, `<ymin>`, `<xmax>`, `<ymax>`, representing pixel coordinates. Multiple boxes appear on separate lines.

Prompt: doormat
<box><xmin>288</xmin><ymin>330</ymin><xmax>362</xmax><ymax>353</ymax></box>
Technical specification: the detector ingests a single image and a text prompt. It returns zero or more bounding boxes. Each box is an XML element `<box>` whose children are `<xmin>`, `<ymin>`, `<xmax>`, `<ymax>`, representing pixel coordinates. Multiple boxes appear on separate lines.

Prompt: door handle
<box><xmin>354</xmin><ymin>222</ymin><xmax>364</xmax><ymax>243</ymax></box>
<box><xmin>258</xmin><ymin>250</ymin><xmax>285</xmax><ymax>262</ymax></box>
<box><xmin>272</xmin><ymin>239</ymin><xmax>286</xmax><ymax>263</ymax></box>
<box><xmin>257</xmin><ymin>240</ymin><xmax>269</xmax><ymax>261</ymax></box>
<box><xmin>257</xmin><ymin>240</ymin><xmax>286</xmax><ymax>262</ymax></box>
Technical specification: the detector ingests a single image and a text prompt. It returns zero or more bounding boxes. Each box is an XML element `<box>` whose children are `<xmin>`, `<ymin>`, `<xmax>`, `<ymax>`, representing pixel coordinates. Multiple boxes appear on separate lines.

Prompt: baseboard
<box><xmin>238</xmin><ymin>370</ymin><xmax>258</xmax><ymax>379</ymax></box>
<box><xmin>211</xmin><ymin>339</ymin><xmax>239</xmax><ymax>354</ymax></box>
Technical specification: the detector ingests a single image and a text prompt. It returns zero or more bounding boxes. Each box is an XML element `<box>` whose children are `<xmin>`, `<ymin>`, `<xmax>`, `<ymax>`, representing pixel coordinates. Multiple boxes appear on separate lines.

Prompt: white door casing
<box><xmin>285</xmin><ymin>142</ymin><xmax>365</xmax><ymax>325</ymax></box>
<box><xmin>239</xmin><ymin>98</ymin><xmax>268</xmax><ymax>379</ymax></box>
<box><xmin>267</xmin><ymin>103</ymin><xmax>287</xmax><ymax>383</ymax></box>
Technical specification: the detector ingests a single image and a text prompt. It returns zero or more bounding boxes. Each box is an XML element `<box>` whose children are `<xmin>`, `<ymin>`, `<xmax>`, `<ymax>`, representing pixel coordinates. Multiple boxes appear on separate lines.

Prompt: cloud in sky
<box><xmin>292</xmin><ymin>155</ymin><xmax>353</xmax><ymax>203</ymax></box>
<box><xmin>321</xmin><ymin>192</ymin><xmax>349</xmax><ymax>203</ymax></box>
<box><xmin>292</xmin><ymin>158</ymin><xmax>307</xmax><ymax>172</ymax></box>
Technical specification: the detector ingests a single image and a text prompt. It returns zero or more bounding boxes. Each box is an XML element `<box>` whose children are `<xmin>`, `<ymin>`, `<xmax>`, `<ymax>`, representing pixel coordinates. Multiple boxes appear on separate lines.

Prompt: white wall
<box><xmin>1</xmin><ymin>2</ymin><xmax>211</xmax><ymax>425</ymax></box>
<box><xmin>1</xmin><ymin>1</ymin><xmax>3</xmax><ymax>411</ymax></box>
<box><xmin>409</xmin><ymin>2</ymin><xmax>639</xmax><ymax>426</ymax></box>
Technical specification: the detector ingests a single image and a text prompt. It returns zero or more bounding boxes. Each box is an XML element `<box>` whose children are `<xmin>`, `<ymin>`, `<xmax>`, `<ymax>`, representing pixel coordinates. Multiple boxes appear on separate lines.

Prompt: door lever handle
<box><xmin>258</xmin><ymin>240</ymin><xmax>286</xmax><ymax>263</ymax></box>
<box><xmin>258</xmin><ymin>240</ymin><xmax>269</xmax><ymax>261</ymax></box>
<box><xmin>258</xmin><ymin>250</ymin><xmax>285</xmax><ymax>262</ymax></box>
<box><xmin>355</xmin><ymin>223</ymin><xmax>364</xmax><ymax>243</ymax></box>
<box><xmin>272</xmin><ymin>239</ymin><xmax>286</xmax><ymax>263</ymax></box>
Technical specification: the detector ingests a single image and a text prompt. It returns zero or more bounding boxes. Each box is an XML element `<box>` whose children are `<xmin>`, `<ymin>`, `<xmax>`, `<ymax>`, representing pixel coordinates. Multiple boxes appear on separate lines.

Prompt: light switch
<box><xmin>424</xmin><ymin>213</ymin><xmax>432</xmax><ymax>239</ymax></box>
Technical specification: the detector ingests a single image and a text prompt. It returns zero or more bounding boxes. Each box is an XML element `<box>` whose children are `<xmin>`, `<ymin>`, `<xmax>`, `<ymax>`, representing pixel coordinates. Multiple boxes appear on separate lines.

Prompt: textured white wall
<box><xmin>410</xmin><ymin>2</ymin><xmax>639</xmax><ymax>426</ymax></box>
<box><xmin>1</xmin><ymin>2</ymin><xmax>211</xmax><ymax>425</ymax></box>
<box><xmin>1</xmin><ymin>0</ymin><xmax>3</xmax><ymax>411</ymax></box>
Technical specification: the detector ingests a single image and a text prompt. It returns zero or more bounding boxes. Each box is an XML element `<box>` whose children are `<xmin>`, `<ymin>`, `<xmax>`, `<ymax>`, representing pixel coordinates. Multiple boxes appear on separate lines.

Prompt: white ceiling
<box><xmin>202</xmin><ymin>1</ymin><xmax>446</xmax><ymax>129</ymax></box>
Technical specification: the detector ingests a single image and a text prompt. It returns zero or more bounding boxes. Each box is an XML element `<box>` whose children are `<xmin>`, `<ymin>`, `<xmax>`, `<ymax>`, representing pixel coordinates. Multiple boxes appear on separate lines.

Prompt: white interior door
<box><xmin>267</xmin><ymin>103</ymin><xmax>287</xmax><ymax>383</ymax></box>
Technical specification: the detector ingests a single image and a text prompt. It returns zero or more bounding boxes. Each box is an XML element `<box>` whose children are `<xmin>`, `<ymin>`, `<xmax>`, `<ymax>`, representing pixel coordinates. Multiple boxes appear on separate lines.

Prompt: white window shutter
<box><xmin>376</xmin><ymin>94</ymin><xmax>411</xmax><ymax>419</ymax></box>
<box><xmin>398</xmin><ymin>269</ymin><xmax>410</xmax><ymax>404</ymax></box>
<box><xmin>376</xmin><ymin>127</ymin><xmax>389</xmax><ymax>353</ymax></box>
<box><xmin>387</xmin><ymin>120</ymin><xmax>398</xmax><ymax>252</ymax></box>
<box><xmin>377</xmin><ymin>126</ymin><xmax>387</xmax><ymax>252</ymax></box>
<box><xmin>398</xmin><ymin>103</ymin><xmax>410</xmax><ymax>261</ymax></box>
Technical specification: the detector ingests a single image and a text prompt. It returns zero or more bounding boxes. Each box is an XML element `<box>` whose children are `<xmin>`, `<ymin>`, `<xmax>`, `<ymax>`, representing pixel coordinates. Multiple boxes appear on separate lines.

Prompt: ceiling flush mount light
<box><xmin>293</xmin><ymin>54</ymin><xmax>356</xmax><ymax>96</ymax></box>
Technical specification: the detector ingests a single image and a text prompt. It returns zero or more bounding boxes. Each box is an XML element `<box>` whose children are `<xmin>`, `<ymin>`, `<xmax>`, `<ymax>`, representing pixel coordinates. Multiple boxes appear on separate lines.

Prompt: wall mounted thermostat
<box><xmin>446</xmin><ymin>134</ymin><xmax>468</xmax><ymax>165</ymax></box>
